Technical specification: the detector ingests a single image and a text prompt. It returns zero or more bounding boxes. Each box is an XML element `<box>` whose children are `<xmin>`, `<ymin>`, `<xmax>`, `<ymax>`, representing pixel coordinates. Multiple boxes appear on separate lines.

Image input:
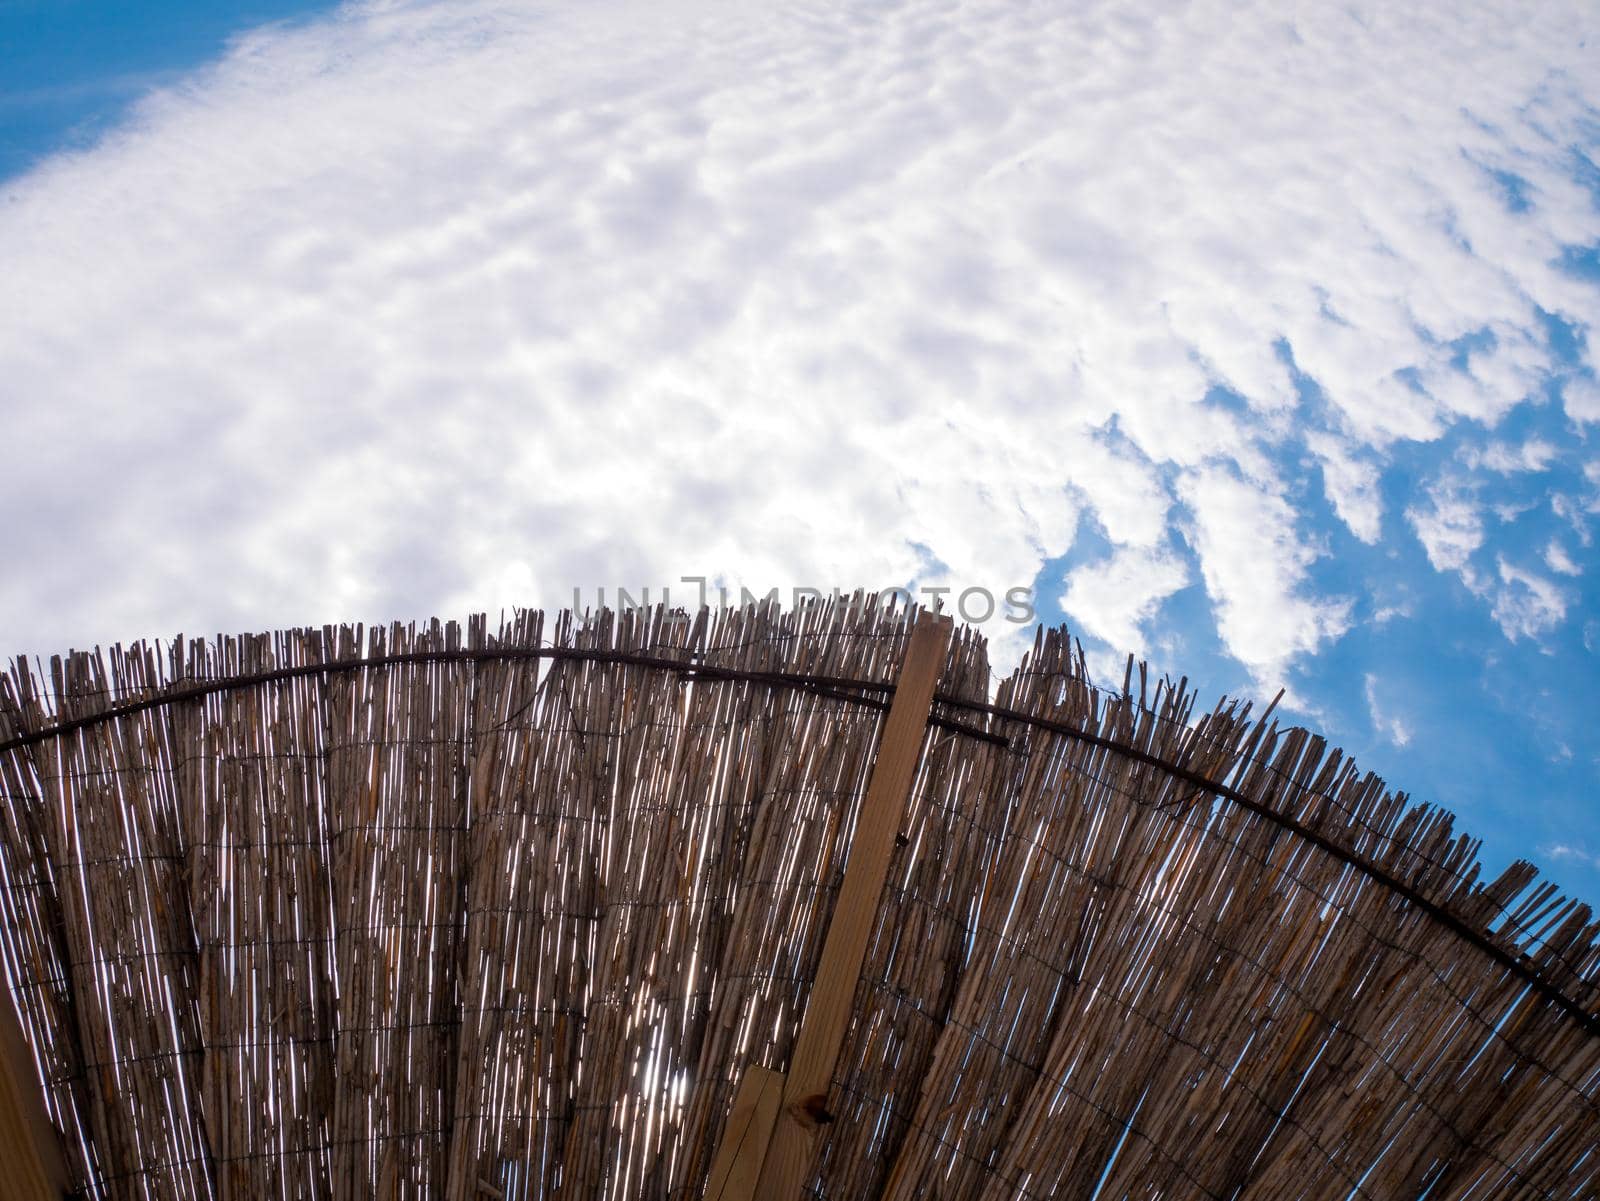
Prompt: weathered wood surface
<box><xmin>0</xmin><ymin>597</ymin><xmax>1595</xmax><ymax>1201</ymax></box>
<box><xmin>702</xmin><ymin>1065</ymin><xmax>783</xmax><ymax>1201</ymax></box>
<box><xmin>0</xmin><ymin>976</ymin><xmax>69</xmax><ymax>1201</ymax></box>
<box><xmin>704</xmin><ymin>614</ymin><xmax>950</xmax><ymax>1201</ymax></box>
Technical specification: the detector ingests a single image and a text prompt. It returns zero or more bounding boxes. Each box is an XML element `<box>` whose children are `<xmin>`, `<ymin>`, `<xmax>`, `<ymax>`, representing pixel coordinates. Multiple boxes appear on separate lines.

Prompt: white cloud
<box><xmin>1490</xmin><ymin>557</ymin><xmax>1570</xmax><ymax>641</ymax></box>
<box><xmin>1306</xmin><ymin>432</ymin><xmax>1384</xmax><ymax>543</ymax></box>
<box><xmin>1407</xmin><ymin>481</ymin><xmax>1485</xmax><ymax>574</ymax></box>
<box><xmin>1372</xmin><ymin>602</ymin><xmax>1413</xmax><ymax>626</ymax></box>
<box><xmin>0</xmin><ymin>0</ymin><xmax>1595</xmax><ymax>686</ymax></box>
<box><xmin>1061</xmin><ymin>543</ymin><xmax>1189</xmax><ymax>656</ymax></box>
<box><xmin>1552</xmin><ymin>492</ymin><xmax>1595</xmax><ymax>547</ymax></box>
<box><xmin>1545</xmin><ymin>844</ymin><xmax>1600</xmax><ymax>870</ymax></box>
<box><xmin>1544</xmin><ymin>540</ymin><xmax>1582</xmax><ymax>577</ymax></box>
<box><xmin>1490</xmin><ymin>497</ymin><xmax>1540</xmax><ymax>524</ymax></box>
<box><xmin>1564</xmin><ymin>376</ymin><xmax>1600</xmax><ymax>425</ymax></box>
<box><xmin>1177</xmin><ymin>464</ymin><xmax>1352</xmax><ymax>687</ymax></box>
<box><xmin>1467</xmin><ymin>437</ymin><xmax>1560</xmax><ymax>474</ymax></box>
<box><xmin>1363</xmin><ymin>673</ymin><xmax>1413</xmax><ymax>748</ymax></box>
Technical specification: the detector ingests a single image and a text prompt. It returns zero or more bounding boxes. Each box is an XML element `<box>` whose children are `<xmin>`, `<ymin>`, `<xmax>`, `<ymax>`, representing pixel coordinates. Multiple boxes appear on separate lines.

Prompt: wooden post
<box><xmin>702</xmin><ymin>1065</ymin><xmax>785</xmax><ymax>1201</ymax></box>
<box><xmin>701</xmin><ymin>612</ymin><xmax>953</xmax><ymax>1201</ymax></box>
<box><xmin>0</xmin><ymin>985</ymin><xmax>69</xmax><ymax>1201</ymax></box>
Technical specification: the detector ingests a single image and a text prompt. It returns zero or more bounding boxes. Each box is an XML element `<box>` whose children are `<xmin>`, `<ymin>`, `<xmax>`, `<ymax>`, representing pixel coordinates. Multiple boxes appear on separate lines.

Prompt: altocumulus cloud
<box><xmin>1</xmin><ymin>0</ymin><xmax>1597</xmax><ymax>688</ymax></box>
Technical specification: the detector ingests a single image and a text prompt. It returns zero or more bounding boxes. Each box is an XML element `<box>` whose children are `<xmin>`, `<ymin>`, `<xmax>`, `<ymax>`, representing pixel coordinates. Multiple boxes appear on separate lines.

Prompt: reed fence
<box><xmin>0</xmin><ymin>598</ymin><xmax>1595</xmax><ymax>1200</ymax></box>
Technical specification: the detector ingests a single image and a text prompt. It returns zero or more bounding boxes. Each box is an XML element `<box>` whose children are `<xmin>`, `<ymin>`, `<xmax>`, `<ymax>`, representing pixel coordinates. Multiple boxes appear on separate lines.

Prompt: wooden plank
<box><xmin>752</xmin><ymin>612</ymin><xmax>953</xmax><ymax>1201</ymax></box>
<box><xmin>703</xmin><ymin>1065</ymin><xmax>786</xmax><ymax>1201</ymax></box>
<box><xmin>0</xmin><ymin>983</ymin><xmax>68</xmax><ymax>1201</ymax></box>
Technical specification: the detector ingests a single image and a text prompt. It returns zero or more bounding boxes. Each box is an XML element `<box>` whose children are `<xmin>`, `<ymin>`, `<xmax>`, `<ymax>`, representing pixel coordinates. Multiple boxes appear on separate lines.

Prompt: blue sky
<box><xmin>1035</xmin><ymin>382</ymin><xmax>1600</xmax><ymax>896</ymax></box>
<box><xmin>0</xmin><ymin>1</ymin><xmax>341</xmax><ymax>180</ymax></box>
<box><xmin>2</xmin><ymin>0</ymin><xmax>1597</xmax><ymax>901</ymax></box>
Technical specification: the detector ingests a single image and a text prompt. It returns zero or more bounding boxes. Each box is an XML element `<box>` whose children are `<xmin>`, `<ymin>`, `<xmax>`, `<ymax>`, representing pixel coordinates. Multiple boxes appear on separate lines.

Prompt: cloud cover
<box><xmin>1</xmin><ymin>0</ymin><xmax>1597</xmax><ymax>693</ymax></box>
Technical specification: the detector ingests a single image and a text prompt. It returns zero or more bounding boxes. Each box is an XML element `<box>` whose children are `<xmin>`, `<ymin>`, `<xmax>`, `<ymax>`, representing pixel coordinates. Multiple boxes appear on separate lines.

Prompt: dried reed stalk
<box><xmin>0</xmin><ymin>600</ymin><xmax>1594</xmax><ymax>1201</ymax></box>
